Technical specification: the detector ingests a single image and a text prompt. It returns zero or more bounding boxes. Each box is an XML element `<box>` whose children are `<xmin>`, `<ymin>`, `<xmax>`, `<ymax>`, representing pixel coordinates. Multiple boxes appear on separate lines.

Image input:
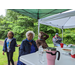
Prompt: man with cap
<box><xmin>52</xmin><ymin>33</ymin><xmax>62</xmax><ymax>46</ymax></box>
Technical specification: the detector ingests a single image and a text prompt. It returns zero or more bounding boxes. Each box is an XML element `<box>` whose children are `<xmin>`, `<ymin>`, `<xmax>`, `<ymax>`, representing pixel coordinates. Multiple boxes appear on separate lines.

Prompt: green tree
<box><xmin>0</xmin><ymin>9</ymin><xmax>38</xmax><ymax>41</ymax></box>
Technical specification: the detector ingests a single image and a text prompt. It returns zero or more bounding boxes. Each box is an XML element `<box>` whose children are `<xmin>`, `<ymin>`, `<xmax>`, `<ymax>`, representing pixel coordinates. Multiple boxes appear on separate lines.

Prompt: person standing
<box><xmin>2</xmin><ymin>31</ymin><xmax>20</xmax><ymax>65</ymax></box>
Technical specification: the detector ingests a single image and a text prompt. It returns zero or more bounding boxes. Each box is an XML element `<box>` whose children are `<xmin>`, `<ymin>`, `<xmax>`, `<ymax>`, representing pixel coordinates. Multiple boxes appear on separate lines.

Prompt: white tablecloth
<box><xmin>20</xmin><ymin>47</ymin><xmax>75</xmax><ymax>65</ymax></box>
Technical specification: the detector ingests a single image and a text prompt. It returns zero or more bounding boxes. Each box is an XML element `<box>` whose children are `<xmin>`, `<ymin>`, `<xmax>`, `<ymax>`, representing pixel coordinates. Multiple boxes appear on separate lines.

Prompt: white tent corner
<box><xmin>38</xmin><ymin>10</ymin><xmax>75</xmax><ymax>43</ymax></box>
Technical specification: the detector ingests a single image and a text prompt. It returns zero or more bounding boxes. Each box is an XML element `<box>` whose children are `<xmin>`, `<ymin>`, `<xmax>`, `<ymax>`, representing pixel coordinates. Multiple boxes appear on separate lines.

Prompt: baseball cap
<box><xmin>55</xmin><ymin>33</ymin><xmax>58</xmax><ymax>35</ymax></box>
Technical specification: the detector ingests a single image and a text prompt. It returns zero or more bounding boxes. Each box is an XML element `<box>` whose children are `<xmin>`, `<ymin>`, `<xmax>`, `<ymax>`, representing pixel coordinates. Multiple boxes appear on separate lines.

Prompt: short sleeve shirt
<box><xmin>6</xmin><ymin>39</ymin><xmax>12</xmax><ymax>52</ymax></box>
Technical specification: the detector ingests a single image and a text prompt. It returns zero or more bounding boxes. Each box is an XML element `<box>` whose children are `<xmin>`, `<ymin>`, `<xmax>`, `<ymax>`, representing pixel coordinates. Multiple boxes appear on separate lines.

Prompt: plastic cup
<box><xmin>71</xmin><ymin>54</ymin><xmax>75</xmax><ymax>58</ymax></box>
<box><xmin>60</xmin><ymin>43</ymin><xmax>64</xmax><ymax>48</ymax></box>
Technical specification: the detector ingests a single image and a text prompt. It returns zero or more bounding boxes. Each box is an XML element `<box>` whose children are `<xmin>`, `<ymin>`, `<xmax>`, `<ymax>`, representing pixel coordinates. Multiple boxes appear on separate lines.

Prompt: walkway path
<box><xmin>0</xmin><ymin>40</ymin><xmax>4</xmax><ymax>46</ymax></box>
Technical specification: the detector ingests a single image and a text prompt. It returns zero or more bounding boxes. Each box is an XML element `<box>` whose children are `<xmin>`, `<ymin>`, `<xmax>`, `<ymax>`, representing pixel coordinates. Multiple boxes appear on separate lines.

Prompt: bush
<box><xmin>59</xmin><ymin>29</ymin><xmax>75</xmax><ymax>44</ymax></box>
<box><xmin>14</xmin><ymin>34</ymin><xmax>23</xmax><ymax>41</ymax></box>
<box><xmin>0</xmin><ymin>31</ymin><xmax>8</xmax><ymax>39</ymax></box>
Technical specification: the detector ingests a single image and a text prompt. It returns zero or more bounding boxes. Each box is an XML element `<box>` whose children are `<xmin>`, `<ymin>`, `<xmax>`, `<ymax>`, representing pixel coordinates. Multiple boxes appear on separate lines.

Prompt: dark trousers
<box><xmin>6</xmin><ymin>52</ymin><xmax>14</xmax><ymax>65</ymax></box>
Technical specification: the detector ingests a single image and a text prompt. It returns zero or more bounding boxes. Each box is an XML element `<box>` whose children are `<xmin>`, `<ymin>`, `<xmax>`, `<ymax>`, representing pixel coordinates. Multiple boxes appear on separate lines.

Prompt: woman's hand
<box><xmin>17</xmin><ymin>45</ymin><xmax>21</xmax><ymax>47</ymax></box>
<box><xmin>40</xmin><ymin>31</ymin><xmax>49</xmax><ymax>40</ymax></box>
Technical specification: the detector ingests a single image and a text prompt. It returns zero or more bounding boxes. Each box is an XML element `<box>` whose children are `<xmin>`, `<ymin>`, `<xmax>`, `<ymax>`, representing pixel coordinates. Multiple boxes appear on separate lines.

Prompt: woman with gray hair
<box><xmin>17</xmin><ymin>31</ymin><xmax>38</xmax><ymax>65</ymax></box>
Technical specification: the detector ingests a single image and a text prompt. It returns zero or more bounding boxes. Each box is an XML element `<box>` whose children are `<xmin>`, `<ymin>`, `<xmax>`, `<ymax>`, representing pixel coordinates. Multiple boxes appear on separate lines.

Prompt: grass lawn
<box><xmin>0</xmin><ymin>39</ymin><xmax>21</xmax><ymax>65</ymax></box>
<box><xmin>0</xmin><ymin>46</ymin><xmax>20</xmax><ymax>65</ymax></box>
<box><xmin>0</xmin><ymin>39</ymin><xmax>54</xmax><ymax>65</ymax></box>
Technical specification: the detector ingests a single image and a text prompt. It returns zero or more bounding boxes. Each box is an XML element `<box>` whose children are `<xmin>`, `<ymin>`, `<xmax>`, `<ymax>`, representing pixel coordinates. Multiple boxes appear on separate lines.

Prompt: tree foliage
<box><xmin>0</xmin><ymin>10</ymin><xmax>38</xmax><ymax>40</ymax></box>
<box><xmin>0</xmin><ymin>9</ymin><xmax>75</xmax><ymax>44</ymax></box>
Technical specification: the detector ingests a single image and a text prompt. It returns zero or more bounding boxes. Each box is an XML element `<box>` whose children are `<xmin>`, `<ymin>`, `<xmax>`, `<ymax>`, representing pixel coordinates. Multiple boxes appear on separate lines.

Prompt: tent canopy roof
<box><xmin>39</xmin><ymin>10</ymin><xmax>75</xmax><ymax>29</ymax></box>
<box><xmin>9</xmin><ymin>9</ymin><xmax>70</xmax><ymax>19</ymax></box>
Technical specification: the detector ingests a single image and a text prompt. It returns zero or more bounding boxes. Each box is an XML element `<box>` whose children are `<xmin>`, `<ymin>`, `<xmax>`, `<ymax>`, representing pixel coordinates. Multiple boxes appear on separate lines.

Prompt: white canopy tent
<box><xmin>38</xmin><ymin>10</ymin><xmax>75</xmax><ymax>43</ymax></box>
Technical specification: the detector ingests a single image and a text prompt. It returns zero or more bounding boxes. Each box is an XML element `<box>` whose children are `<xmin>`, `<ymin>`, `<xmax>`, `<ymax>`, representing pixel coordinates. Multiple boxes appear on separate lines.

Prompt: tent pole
<box><xmin>62</xmin><ymin>26</ymin><xmax>63</xmax><ymax>43</ymax></box>
<box><xmin>37</xmin><ymin>9</ymin><xmax>40</xmax><ymax>39</ymax></box>
<box><xmin>38</xmin><ymin>20</ymin><xmax>40</xmax><ymax>38</ymax></box>
<box><xmin>61</xmin><ymin>17</ymin><xmax>71</xmax><ymax>43</ymax></box>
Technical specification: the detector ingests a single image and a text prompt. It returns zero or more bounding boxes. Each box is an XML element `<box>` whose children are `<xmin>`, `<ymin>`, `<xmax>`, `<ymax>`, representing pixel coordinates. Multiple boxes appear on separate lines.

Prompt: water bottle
<box><xmin>39</xmin><ymin>45</ymin><xmax>44</xmax><ymax>64</ymax></box>
<box><xmin>39</xmin><ymin>45</ymin><xmax>43</xmax><ymax>54</ymax></box>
